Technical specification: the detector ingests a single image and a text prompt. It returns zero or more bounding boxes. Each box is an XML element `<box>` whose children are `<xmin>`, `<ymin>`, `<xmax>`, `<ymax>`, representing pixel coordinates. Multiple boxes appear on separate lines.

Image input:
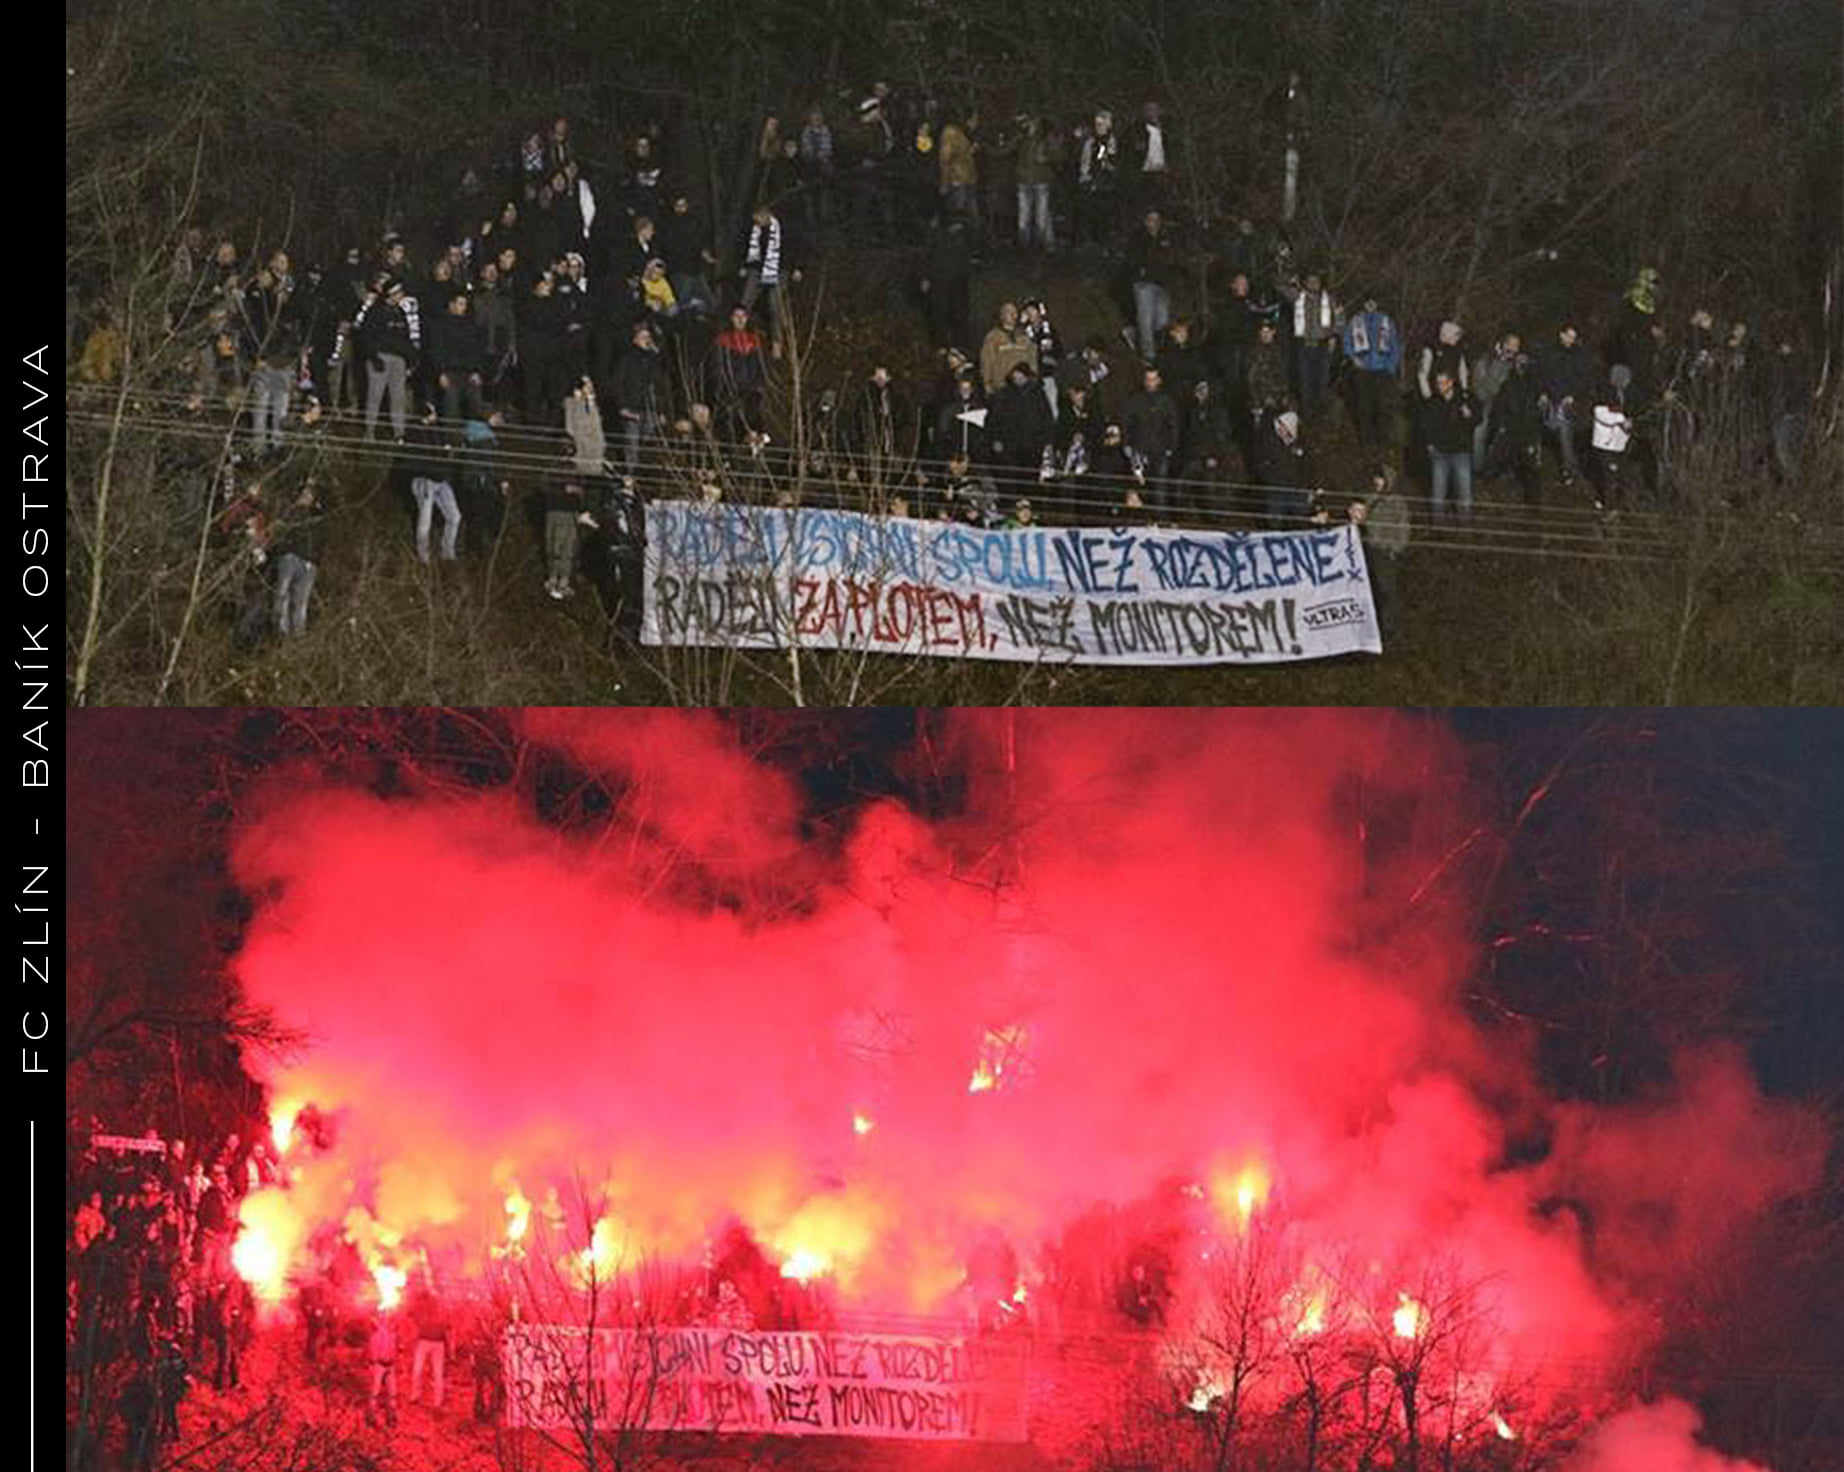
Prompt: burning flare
<box><xmin>1209</xmin><ymin>1158</ymin><xmax>1272</xmax><ymax>1230</ymax></box>
<box><xmin>566</xmin><ymin>1214</ymin><xmax>627</xmax><ymax>1286</ymax></box>
<box><xmin>230</xmin><ymin>1188</ymin><xmax>304</xmax><ymax>1304</ymax></box>
<box><xmin>269</xmin><ymin>1098</ymin><xmax>302</xmax><ymax>1156</ymax></box>
<box><xmin>1493</xmin><ymin>1411</ymin><xmax>1518</xmax><ymax>1441</ymax></box>
<box><xmin>372</xmin><ymin>1262</ymin><xmax>407</xmax><ymax>1311</ymax></box>
<box><xmin>1393</xmin><ymin>1292</ymin><xmax>1424</xmax><ymax>1340</ymax></box>
<box><xmin>779</xmin><ymin>1246</ymin><xmax>831</xmax><ymax>1283</ymax></box>
<box><xmin>504</xmin><ymin>1187</ymin><xmax>532</xmax><ymax>1242</ymax></box>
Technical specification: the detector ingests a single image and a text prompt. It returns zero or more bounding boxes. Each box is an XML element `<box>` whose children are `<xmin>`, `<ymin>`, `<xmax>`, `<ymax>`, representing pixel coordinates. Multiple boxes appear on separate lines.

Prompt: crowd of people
<box><xmin>66</xmin><ymin>1124</ymin><xmax>283</xmax><ymax>1468</ymax></box>
<box><xmin>70</xmin><ymin>89</ymin><xmax>1820</xmax><ymax>646</ymax></box>
<box><xmin>65</xmin><ymin>1116</ymin><xmax>507</xmax><ymax>1463</ymax></box>
<box><xmin>65</xmin><ymin>1114</ymin><xmax>1043</xmax><ymax>1462</ymax></box>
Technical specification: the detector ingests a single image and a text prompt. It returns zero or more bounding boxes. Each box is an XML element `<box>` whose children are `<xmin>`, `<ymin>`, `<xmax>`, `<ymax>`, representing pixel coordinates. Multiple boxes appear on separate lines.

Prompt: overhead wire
<box><xmin>62</xmin><ymin>379</ymin><xmax>1715</xmax><ymax>530</ymax></box>
<box><xmin>62</xmin><ymin>392</ymin><xmax>1844</xmax><ymax>573</ymax></box>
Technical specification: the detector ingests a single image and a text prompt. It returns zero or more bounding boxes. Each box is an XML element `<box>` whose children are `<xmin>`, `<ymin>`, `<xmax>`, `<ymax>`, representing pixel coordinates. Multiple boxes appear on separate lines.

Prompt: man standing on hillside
<box><xmin>1423</xmin><ymin>369</ymin><xmax>1478</xmax><ymax>521</ymax></box>
<box><xmin>408</xmin><ymin>1283</ymin><xmax>452</xmax><ymax>1409</ymax></box>
<box><xmin>1341</xmin><ymin>296</ymin><xmax>1402</xmax><ymax>449</ymax></box>
<box><xmin>428</xmin><ymin>291</ymin><xmax>489</xmax><ymax>425</ymax></box>
<box><xmin>1123</xmin><ymin>364</ymin><xmax>1181</xmax><ymax>512</ymax></box>
<box><xmin>1124</xmin><ymin>209</ymin><xmax>1178</xmax><ymax>360</ymax></box>
<box><xmin>354</xmin><ymin>278</ymin><xmax>422</xmax><ymax>442</ymax></box>
<box><xmin>980</xmin><ymin>301</ymin><xmax>1038</xmax><ymax>394</ymax></box>
<box><xmin>367</xmin><ymin>1313</ymin><xmax>399</xmax><ymax>1428</ymax></box>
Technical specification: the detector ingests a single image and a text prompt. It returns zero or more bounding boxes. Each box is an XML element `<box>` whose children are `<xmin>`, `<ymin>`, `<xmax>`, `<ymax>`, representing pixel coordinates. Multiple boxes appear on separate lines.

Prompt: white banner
<box><xmin>502</xmin><ymin>1324</ymin><xmax>1029</xmax><ymax>1442</ymax></box>
<box><xmin>91</xmin><ymin>1134</ymin><xmax>167</xmax><ymax>1155</ymax></box>
<box><xmin>642</xmin><ymin>502</ymin><xmax>1381</xmax><ymax>664</ymax></box>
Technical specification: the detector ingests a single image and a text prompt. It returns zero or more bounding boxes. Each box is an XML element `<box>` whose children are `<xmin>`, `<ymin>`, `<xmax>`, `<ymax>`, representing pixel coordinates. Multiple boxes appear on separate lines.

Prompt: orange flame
<box><xmin>269</xmin><ymin>1098</ymin><xmax>301</xmax><ymax>1155</ymax></box>
<box><xmin>763</xmin><ymin>1189</ymin><xmax>878</xmax><ymax>1287</ymax></box>
<box><xmin>504</xmin><ymin>1187</ymin><xmax>531</xmax><ymax>1243</ymax></box>
<box><xmin>564</xmin><ymin>1215</ymin><xmax>626</xmax><ymax>1286</ymax></box>
<box><xmin>1207</xmin><ymin>1158</ymin><xmax>1272</xmax><ymax>1230</ymax></box>
<box><xmin>372</xmin><ymin>1262</ymin><xmax>407</xmax><ymax>1310</ymax></box>
<box><xmin>231</xmin><ymin>1188</ymin><xmax>302</xmax><ymax>1304</ymax></box>
<box><xmin>779</xmin><ymin>1246</ymin><xmax>831</xmax><ymax>1282</ymax></box>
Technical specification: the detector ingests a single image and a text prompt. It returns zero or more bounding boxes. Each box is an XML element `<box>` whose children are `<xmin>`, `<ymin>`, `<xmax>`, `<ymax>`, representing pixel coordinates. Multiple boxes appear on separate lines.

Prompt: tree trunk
<box><xmin>1399</xmin><ymin>1371</ymin><xmax>1420</xmax><ymax>1472</ymax></box>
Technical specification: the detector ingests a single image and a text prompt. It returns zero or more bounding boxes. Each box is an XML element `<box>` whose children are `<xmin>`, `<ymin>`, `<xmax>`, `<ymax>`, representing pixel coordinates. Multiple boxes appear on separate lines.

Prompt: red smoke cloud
<box><xmin>1562</xmin><ymin>1399</ymin><xmax>1773</xmax><ymax>1472</ymax></box>
<box><xmin>225</xmin><ymin>711</ymin><xmax>1822</xmax><ymax>1460</ymax></box>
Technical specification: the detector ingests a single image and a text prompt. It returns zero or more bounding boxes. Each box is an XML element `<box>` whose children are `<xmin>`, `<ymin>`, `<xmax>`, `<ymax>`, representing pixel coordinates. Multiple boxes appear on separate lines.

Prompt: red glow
<box><xmin>213</xmin><ymin>711</ymin><xmax>1825</xmax><ymax>1463</ymax></box>
<box><xmin>230</xmin><ymin>1189</ymin><xmax>299</xmax><ymax>1304</ymax></box>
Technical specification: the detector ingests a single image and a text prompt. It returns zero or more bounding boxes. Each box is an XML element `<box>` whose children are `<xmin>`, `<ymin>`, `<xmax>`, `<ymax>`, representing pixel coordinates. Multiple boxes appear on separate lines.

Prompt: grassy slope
<box><xmin>185</xmin><ymin>246</ymin><xmax>1839</xmax><ymax>709</ymax></box>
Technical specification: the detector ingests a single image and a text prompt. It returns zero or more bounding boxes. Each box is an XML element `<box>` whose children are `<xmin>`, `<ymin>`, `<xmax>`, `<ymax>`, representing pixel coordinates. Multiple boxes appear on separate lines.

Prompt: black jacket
<box><xmin>1182</xmin><ymin>390</ymin><xmax>1235</xmax><ymax>466</ymax></box>
<box><xmin>1123</xmin><ymin>386</ymin><xmax>1181</xmax><ymax>463</ymax></box>
<box><xmin>1124</xmin><ymin>226</ymin><xmax>1179</xmax><ymax>290</ymax></box>
<box><xmin>354</xmin><ymin>295</ymin><xmax>420</xmax><ymax>366</ymax></box>
<box><xmin>1538</xmin><ymin>341</ymin><xmax>1592</xmax><ymax>404</ymax></box>
<box><xmin>1212</xmin><ymin>297</ymin><xmax>1260</xmax><ymax>357</ymax></box>
<box><xmin>1246</xmin><ymin>338</ymin><xmax>1289</xmax><ymax>410</ymax></box>
<box><xmin>518</xmin><ymin>292</ymin><xmax>568</xmax><ymax>363</ymax></box>
<box><xmin>1125</xmin><ymin>118</ymin><xmax>1177</xmax><ymax>175</ymax></box>
<box><xmin>242</xmin><ymin>283</ymin><xmax>299</xmax><ymax>362</ymax></box>
<box><xmin>989</xmin><ymin>379</ymin><xmax>1054</xmax><ymax>462</ymax></box>
<box><xmin>427</xmin><ymin>311</ymin><xmax>488</xmax><ymax>377</ymax></box>
<box><xmin>849</xmin><ymin>380</ymin><xmax>916</xmax><ymax>460</ymax></box>
<box><xmin>1255</xmin><ymin>427</ymin><xmax>1313</xmax><ymax>492</ymax></box>
<box><xmin>271</xmin><ymin>506</ymin><xmax>325</xmax><ymax>563</ymax></box>
<box><xmin>1490</xmin><ymin>364</ymin><xmax>1544</xmax><ymax>448</ymax></box>
<box><xmin>657</xmin><ymin>212</ymin><xmax>709</xmax><ymax>274</ymax></box>
<box><xmin>402</xmin><ymin>418</ymin><xmax>455</xmax><ymax>480</ymax></box>
<box><xmin>614</xmin><ymin>344</ymin><xmax>668</xmax><ymax>417</ymax></box>
<box><xmin>1421</xmin><ymin>387</ymin><xmax>1478</xmax><ymax>455</ymax></box>
<box><xmin>934</xmin><ymin>392</ymin><xmax>989</xmax><ymax>462</ymax></box>
<box><xmin>474</xmin><ymin>289</ymin><xmax>517</xmax><ymax>361</ymax></box>
<box><xmin>1155</xmin><ymin>339</ymin><xmax>1208</xmax><ymax>400</ymax></box>
<box><xmin>1055</xmin><ymin>398</ymin><xmax>1104</xmax><ymax>457</ymax></box>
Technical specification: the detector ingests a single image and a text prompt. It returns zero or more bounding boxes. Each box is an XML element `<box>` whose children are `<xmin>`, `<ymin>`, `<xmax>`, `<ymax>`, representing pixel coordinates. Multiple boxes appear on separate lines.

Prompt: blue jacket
<box><xmin>1342</xmin><ymin>310</ymin><xmax>1401</xmax><ymax>374</ymax></box>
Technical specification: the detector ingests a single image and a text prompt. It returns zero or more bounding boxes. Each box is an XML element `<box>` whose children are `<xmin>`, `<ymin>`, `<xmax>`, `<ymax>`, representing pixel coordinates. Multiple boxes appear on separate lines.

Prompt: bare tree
<box><xmin>1176</xmin><ymin>1210</ymin><xmax>1293</xmax><ymax>1472</ymax></box>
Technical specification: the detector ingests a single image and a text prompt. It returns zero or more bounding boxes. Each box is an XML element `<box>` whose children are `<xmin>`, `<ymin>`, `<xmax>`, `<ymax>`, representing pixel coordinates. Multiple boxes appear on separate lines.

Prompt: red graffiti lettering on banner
<box><xmin>794</xmin><ymin>578</ymin><xmax>986</xmax><ymax>652</ymax></box>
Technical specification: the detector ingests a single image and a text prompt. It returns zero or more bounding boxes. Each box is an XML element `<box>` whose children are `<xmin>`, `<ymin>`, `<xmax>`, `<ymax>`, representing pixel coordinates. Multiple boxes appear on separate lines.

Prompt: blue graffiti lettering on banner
<box><xmin>1050</xmin><ymin>531</ymin><xmax>1144</xmax><ymax>595</ymax></box>
<box><xmin>926</xmin><ymin>526</ymin><xmax>1060</xmax><ymax>592</ymax></box>
<box><xmin>651</xmin><ymin>504</ymin><xmax>790</xmax><ymax>572</ymax></box>
<box><xmin>1136</xmin><ymin>532</ymin><xmax>1346</xmax><ymax>595</ymax></box>
<box><xmin>791</xmin><ymin>510</ymin><xmax>925</xmax><ymax>581</ymax></box>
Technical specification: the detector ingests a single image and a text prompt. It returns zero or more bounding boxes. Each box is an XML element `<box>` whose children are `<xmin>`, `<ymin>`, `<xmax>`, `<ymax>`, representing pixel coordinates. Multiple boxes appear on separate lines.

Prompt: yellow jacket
<box><xmin>938</xmin><ymin>124</ymin><xmax>977</xmax><ymax>189</ymax></box>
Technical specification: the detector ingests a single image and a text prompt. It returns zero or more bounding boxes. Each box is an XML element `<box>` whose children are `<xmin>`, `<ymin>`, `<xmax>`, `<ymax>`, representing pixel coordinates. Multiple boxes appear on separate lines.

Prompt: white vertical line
<box><xmin>31</xmin><ymin>1118</ymin><xmax>35</xmax><ymax>1466</ymax></box>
